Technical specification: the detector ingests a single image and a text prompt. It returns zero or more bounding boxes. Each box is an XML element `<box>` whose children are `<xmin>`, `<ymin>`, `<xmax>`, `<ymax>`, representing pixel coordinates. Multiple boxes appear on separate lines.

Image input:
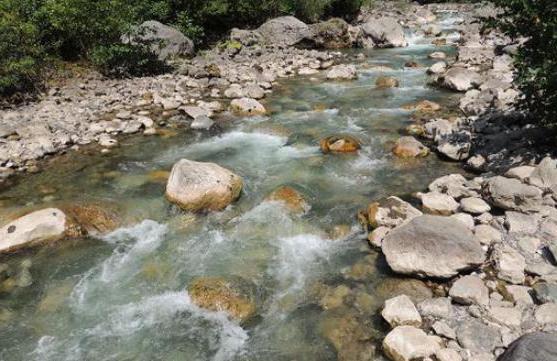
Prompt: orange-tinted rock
<box><xmin>402</xmin><ymin>100</ymin><xmax>441</xmax><ymax>113</ymax></box>
<box><xmin>147</xmin><ymin>170</ymin><xmax>171</xmax><ymax>183</ymax></box>
<box><xmin>320</xmin><ymin>135</ymin><xmax>361</xmax><ymax>154</ymax></box>
<box><xmin>266</xmin><ymin>186</ymin><xmax>310</xmax><ymax>214</ymax></box>
<box><xmin>392</xmin><ymin>136</ymin><xmax>429</xmax><ymax>158</ymax></box>
<box><xmin>375</xmin><ymin>76</ymin><xmax>400</xmax><ymax>88</ymax></box>
<box><xmin>188</xmin><ymin>277</ymin><xmax>257</xmax><ymax>323</ymax></box>
<box><xmin>62</xmin><ymin>204</ymin><xmax>121</xmax><ymax>237</ymax></box>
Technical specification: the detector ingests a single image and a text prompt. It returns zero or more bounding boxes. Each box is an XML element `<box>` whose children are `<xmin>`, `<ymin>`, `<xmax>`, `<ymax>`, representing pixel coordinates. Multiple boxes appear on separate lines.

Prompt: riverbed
<box><xmin>0</xmin><ymin>14</ymin><xmax>465</xmax><ymax>361</ymax></box>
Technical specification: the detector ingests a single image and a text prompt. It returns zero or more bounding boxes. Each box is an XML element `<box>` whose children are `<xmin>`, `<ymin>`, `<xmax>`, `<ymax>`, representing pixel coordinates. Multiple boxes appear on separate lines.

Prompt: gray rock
<box><xmin>257</xmin><ymin>16</ymin><xmax>311</xmax><ymax>46</ymax></box>
<box><xmin>229</xmin><ymin>98</ymin><xmax>266</xmax><ymax>116</ymax></box>
<box><xmin>436</xmin><ymin>348</ymin><xmax>462</xmax><ymax>361</ymax></box>
<box><xmin>533</xmin><ymin>283</ymin><xmax>557</xmax><ymax>304</ymax></box>
<box><xmin>381</xmin><ymin>215</ymin><xmax>486</xmax><ymax>278</ymax></box>
<box><xmin>382</xmin><ymin>295</ymin><xmax>422</xmax><ymax>328</ymax></box>
<box><xmin>505</xmin><ymin>285</ymin><xmax>534</xmax><ymax>305</ymax></box>
<box><xmin>190</xmin><ymin>116</ymin><xmax>214</xmax><ymax>130</ymax></box>
<box><xmin>419</xmin><ymin>192</ymin><xmax>459</xmax><ymax>216</ymax></box>
<box><xmin>460</xmin><ymin>197</ymin><xmax>491</xmax><ymax>214</ymax></box>
<box><xmin>441</xmin><ymin>67</ymin><xmax>483</xmax><ymax>92</ymax></box>
<box><xmin>326</xmin><ymin>64</ymin><xmax>357</xmax><ymax>80</ymax></box>
<box><xmin>484</xmin><ymin>176</ymin><xmax>543</xmax><ymax>212</ymax></box>
<box><xmin>497</xmin><ymin>332</ymin><xmax>557</xmax><ymax>361</ymax></box>
<box><xmin>429</xmin><ymin>174</ymin><xmax>479</xmax><ymax>199</ymax></box>
<box><xmin>417</xmin><ymin>297</ymin><xmax>452</xmax><ymax>319</ymax></box>
<box><xmin>230</xmin><ymin>28</ymin><xmax>263</xmax><ymax>46</ymax></box>
<box><xmin>528</xmin><ymin>157</ymin><xmax>557</xmax><ymax>191</ymax></box>
<box><xmin>457</xmin><ymin>319</ymin><xmax>501</xmax><ymax>354</ymax></box>
<box><xmin>505</xmin><ymin>211</ymin><xmax>540</xmax><ymax>234</ymax></box>
<box><xmin>366</xmin><ymin>196</ymin><xmax>423</xmax><ymax>229</ymax></box>
<box><xmin>495</xmin><ymin>245</ymin><xmax>526</xmax><ymax>284</ymax></box>
<box><xmin>360</xmin><ymin>17</ymin><xmax>407</xmax><ymax>48</ymax></box>
<box><xmin>506</xmin><ymin>166</ymin><xmax>536</xmax><ymax>182</ymax></box>
<box><xmin>383</xmin><ymin>326</ymin><xmax>442</xmax><ymax>361</ymax></box>
<box><xmin>449</xmin><ymin>275</ymin><xmax>489</xmax><ymax>305</ymax></box>
<box><xmin>535</xmin><ymin>303</ymin><xmax>557</xmax><ymax>325</ymax></box>
<box><xmin>432</xmin><ymin>321</ymin><xmax>456</xmax><ymax>340</ymax></box>
<box><xmin>427</xmin><ymin>61</ymin><xmax>447</xmax><ymax>75</ymax></box>
<box><xmin>308</xmin><ymin>18</ymin><xmax>353</xmax><ymax>49</ymax></box>
<box><xmin>125</xmin><ymin>21</ymin><xmax>194</xmax><ymax>60</ymax></box>
<box><xmin>489</xmin><ymin>306</ymin><xmax>523</xmax><ymax>328</ymax></box>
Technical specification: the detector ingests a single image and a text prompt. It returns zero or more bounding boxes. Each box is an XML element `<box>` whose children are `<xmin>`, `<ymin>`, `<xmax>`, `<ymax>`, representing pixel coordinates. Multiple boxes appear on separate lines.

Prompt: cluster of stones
<box><xmin>361</xmin><ymin>156</ymin><xmax>557</xmax><ymax>360</ymax></box>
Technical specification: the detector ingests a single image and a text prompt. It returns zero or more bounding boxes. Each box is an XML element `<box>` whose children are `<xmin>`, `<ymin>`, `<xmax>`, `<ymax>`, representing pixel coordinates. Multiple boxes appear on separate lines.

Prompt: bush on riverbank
<box><xmin>486</xmin><ymin>0</ymin><xmax>557</xmax><ymax>127</ymax></box>
<box><xmin>0</xmin><ymin>0</ymin><xmax>369</xmax><ymax>98</ymax></box>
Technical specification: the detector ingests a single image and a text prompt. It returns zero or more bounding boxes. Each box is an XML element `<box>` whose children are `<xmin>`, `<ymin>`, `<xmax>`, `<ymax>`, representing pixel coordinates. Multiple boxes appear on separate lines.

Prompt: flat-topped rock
<box><xmin>165</xmin><ymin>159</ymin><xmax>243</xmax><ymax>212</ymax></box>
<box><xmin>484</xmin><ymin>176</ymin><xmax>543</xmax><ymax>212</ymax></box>
<box><xmin>381</xmin><ymin>295</ymin><xmax>422</xmax><ymax>328</ymax></box>
<box><xmin>0</xmin><ymin>208</ymin><xmax>67</xmax><ymax>253</ymax></box>
<box><xmin>382</xmin><ymin>215</ymin><xmax>485</xmax><ymax>278</ymax></box>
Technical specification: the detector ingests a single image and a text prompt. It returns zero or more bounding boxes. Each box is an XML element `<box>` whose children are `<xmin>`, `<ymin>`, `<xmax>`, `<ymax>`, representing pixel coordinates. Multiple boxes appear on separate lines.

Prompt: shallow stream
<box><xmin>0</xmin><ymin>14</ymin><xmax>465</xmax><ymax>361</ymax></box>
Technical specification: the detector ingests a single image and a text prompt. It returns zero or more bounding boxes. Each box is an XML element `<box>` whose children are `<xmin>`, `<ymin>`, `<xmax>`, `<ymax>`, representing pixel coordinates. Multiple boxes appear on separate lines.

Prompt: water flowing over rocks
<box><xmin>165</xmin><ymin>159</ymin><xmax>243</xmax><ymax>212</ymax></box>
<box><xmin>187</xmin><ymin>276</ymin><xmax>257</xmax><ymax>323</ymax></box>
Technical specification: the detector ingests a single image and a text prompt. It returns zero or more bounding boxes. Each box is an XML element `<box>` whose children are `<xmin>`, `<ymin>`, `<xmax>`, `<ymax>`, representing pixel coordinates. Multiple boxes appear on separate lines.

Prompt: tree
<box><xmin>486</xmin><ymin>0</ymin><xmax>557</xmax><ymax>126</ymax></box>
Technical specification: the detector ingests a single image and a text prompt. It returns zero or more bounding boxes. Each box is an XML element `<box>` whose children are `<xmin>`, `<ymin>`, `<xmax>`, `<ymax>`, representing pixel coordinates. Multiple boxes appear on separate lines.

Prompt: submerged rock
<box><xmin>381</xmin><ymin>215</ymin><xmax>485</xmax><ymax>278</ymax></box>
<box><xmin>265</xmin><ymin>186</ymin><xmax>310</xmax><ymax>215</ymax></box>
<box><xmin>165</xmin><ymin>159</ymin><xmax>243</xmax><ymax>212</ymax></box>
<box><xmin>320</xmin><ymin>135</ymin><xmax>361</xmax><ymax>154</ymax></box>
<box><xmin>376</xmin><ymin>76</ymin><xmax>400</xmax><ymax>88</ymax></box>
<box><xmin>392</xmin><ymin>136</ymin><xmax>429</xmax><ymax>158</ymax></box>
<box><xmin>62</xmin><ymin>204</ymin><xmax>120</xmax><ymax>237</ymax></box>
<box><xmin>188</xmin><ymin>276</ymin><xmax>257</xmax><ymax>323</ymax></box>
<box><xmin>0</xmin><ymin>208</ymin><xmax>66</xmax><ymax>253</ymax></box>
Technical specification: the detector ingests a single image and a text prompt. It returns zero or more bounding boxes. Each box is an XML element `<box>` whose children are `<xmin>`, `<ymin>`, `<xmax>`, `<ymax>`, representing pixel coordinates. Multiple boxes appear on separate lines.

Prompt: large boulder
<box><xmin>187</xmin><ymin>277</ymin><xmax>257</xmax><ymax>323</ymax></box>
<box><xmin>257</xmin><ymin>16</ymin><xmax>311</xmax><ymax>46</ymax></box>
<box><xmin>381</xmin><ymin>215</ymin><xmax>486</xmax><ymax>278</ymax></box>
<box><xmin>165</xmin><ymin>159</ymin><xmax>243</xmax><ymax>212</ymax></box>
<box><xmin>308</xmin><ymin>18</ymin><xmax>353</xmax><ymax>49</ymax></box>
<box><xmin>483</xmin><ymin>176</ymin><xmax>543</xmax><ymax>212</ymax></box>
<box><xmin>441</xmin><ymin>67</ymin><xmax>483</xmax><ymax>92</ymax></box>
<box><xmin>0</xmin><ymin>208</ymin><xmax>66</xmax><ymax>253</ymax></box>
<box><xmin>125</xmin><ymin>20</ymin><xmax>194</xmax><ymax>60</ymax></box>
<box><xmin>360</xmin><ymin>17</ymin><xmax>408</xmax><ymax>48</ymax></box>
<box><xmin>497</xmin><ymin>332</ymin><xmax>557</xmax><ymax>361</ymax></box>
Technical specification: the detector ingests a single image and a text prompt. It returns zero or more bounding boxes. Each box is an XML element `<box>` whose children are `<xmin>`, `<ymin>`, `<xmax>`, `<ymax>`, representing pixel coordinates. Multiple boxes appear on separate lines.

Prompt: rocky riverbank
<box><xmin>2</xmin><ymin>1</ymin><xmax>557</xmax><ymax>360</ymax></box>
<box><xmin>360</xmin><ymin>3</ymin><xmax>557</xmax><ymax>361</ymax></box>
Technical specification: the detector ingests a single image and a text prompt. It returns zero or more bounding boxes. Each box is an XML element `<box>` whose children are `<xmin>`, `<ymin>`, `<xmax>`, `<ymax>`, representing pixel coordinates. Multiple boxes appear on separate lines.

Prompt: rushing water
<box><xmin>0</xmin><ymin>15</ymin><xmax>464</xmax><ymax>361</ymax></box>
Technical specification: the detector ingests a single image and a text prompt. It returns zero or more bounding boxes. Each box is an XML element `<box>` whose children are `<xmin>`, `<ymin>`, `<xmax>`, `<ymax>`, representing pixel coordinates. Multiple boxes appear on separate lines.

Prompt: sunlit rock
<box><xmin>166</xmin><ymin>159</ymin><xmax>243</xmax><ymax>212</ymax></box>
<box><xmin>265</xmin><ymin>186</ymin><xmax>310</xmax><ymax>215</ymax></box>
<box><xmin>0</xmin><ymin>208</ymin><xmax>66</xmax><ymax>253</ymax></box>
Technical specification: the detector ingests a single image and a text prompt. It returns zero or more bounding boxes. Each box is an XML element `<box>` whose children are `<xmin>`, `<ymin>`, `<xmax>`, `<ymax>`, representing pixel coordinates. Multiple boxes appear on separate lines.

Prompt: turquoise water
<box><xmin>0</xmin><ymin>17</ymin><xmax>463</xmax><ymax>361</ymax></box>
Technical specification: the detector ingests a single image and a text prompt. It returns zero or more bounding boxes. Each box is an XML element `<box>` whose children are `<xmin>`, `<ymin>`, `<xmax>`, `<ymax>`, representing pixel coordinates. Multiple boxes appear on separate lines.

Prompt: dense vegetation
<box><xmin>486</xmin><ymin>0</ymin><xmax>557</xmax><ymax>127</ymax></box>
<box><xmin>0</xmin><ymin>0</ymin><xmax>367</xmax><ymax>97</ymax></box>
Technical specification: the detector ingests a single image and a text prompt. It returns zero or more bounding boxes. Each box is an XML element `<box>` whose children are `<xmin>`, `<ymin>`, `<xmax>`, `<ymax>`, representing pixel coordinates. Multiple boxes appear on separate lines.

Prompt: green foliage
<box><xmin>90</xmin><ymin>43</ymin><xmax>169</xmax><ymax>78</ymax></box>
<box><xmin>0</xmin><ymin>4</ymin><xmax>44</xmax><ymax>95</ymax></box>
<box><xmin>0</xmin><ymin>0</ymin><xmax>368</xmax><ymax>97</ymax></box>
<box><xmin>486</xmin><ymin>0</ymin><xmax>557</xmax><ymax>126</ymax></box>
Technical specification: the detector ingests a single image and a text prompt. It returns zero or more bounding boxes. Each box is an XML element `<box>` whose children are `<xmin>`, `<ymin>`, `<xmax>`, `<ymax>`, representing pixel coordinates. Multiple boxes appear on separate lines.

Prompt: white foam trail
<box><xmin>33</xmin><ymin>292</ymin><xmax>249</xmax><ymax>361</ymax></box>
<box><xmin>273</xmin><ymin>234</ymin><xmax>333</xmax><ymax>295</ymax></box>
<box><xmin>70</xmin><ymin>220</ymin><xmax>168</xmax><ymax>308</ymax></box>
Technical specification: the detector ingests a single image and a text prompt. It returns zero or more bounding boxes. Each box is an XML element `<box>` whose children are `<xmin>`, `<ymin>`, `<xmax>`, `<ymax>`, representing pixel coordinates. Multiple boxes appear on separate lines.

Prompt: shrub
<box><xmin>90</xmin><ymin>43</ymin><xmax>169</xmax><ymax>78</ymax></box>
<box><xmin>0</xmin><ymin>7</ymin><xmax>44</xmax><ymax>96</ymax></box>
<box><xmin>486</xmin><ymin>0</ymin><xmax>557</xmax><ymax>127</ymax></box>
